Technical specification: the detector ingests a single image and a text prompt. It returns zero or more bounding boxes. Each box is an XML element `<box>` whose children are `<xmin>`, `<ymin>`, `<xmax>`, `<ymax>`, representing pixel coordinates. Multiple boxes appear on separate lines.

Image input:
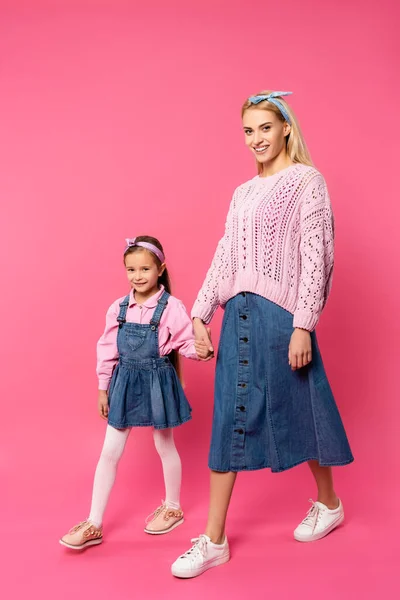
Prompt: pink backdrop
<box><xmin>1</xmin><ymin>1</ymin><xmax>399</xmax><ymax>598</ymax></box>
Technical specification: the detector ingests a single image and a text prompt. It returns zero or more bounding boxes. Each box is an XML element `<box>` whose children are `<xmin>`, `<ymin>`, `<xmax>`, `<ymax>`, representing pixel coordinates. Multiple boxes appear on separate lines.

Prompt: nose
<box><xmin>253</xmin><ymin>129</ymin><xmax>262</xmax><ymax>145</ymax></box>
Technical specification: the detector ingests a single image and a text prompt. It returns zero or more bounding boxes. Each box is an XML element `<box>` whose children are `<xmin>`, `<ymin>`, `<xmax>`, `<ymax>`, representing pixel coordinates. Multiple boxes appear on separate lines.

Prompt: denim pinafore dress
<box><xmin>107</xmin><ymin>290</ymin><xmax>192</xmax><ymax>430</ymax></box>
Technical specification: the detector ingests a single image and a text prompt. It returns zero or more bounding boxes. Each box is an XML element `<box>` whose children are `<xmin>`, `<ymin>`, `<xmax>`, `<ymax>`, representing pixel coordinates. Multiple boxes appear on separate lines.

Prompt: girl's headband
<box><xmin>248</xmin><ymin>91</ymin><xmax>293</xmax><ymax>124</ymax></box>
<box><xmin>124</xmin><ymin>238</ymin><xmax>165</xmax><ymax>263</ymax></box>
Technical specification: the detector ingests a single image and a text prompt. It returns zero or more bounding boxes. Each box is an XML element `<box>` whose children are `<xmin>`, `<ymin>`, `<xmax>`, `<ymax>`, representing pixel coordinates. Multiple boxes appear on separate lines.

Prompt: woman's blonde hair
<box><xmin>241</xmin><ymin>90</ymin><xmax>313</xmax><ymax>173</ymax></box>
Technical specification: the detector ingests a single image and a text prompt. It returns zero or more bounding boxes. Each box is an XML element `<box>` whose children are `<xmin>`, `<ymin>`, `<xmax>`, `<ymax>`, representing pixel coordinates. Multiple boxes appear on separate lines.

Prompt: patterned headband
<box><xmin>248</xmin><ymin>91</ymin><xmax>293</xmax><ymax>124</ymax></box>
<box><xmin>124</xmin><ymin>238</ymin><xmax>165</xmax><ymax>263</ymax></box>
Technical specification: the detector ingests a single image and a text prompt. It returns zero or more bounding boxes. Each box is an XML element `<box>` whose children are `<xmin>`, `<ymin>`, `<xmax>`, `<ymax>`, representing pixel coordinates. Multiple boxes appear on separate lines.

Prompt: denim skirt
<box><xmin>208</xmin><ymin>292</ymin><xmax>354</xmax><ymax>473</ymax></box>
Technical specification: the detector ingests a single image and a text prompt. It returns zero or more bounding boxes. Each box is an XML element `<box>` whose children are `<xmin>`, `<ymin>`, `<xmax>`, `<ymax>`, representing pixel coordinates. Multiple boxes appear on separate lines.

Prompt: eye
<box><xmin>244</xmin><ymin>129</ymin><xmax>252</xmax><ymax>136</ymax></box>
<box><xmin>263</xmin><ymin>126</ymin><xmax>271</xmax><ymax>131</ymax></box>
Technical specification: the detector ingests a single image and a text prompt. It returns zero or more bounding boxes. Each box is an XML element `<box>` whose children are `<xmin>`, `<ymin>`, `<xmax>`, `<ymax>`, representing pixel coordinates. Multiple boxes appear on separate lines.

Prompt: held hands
<box><xmin>193</xmin><ymin>318</ymin><xmax>215</xmax><ymax>361</ymax></box>
<box><xmin>98</xmin><ymin>390</ymin><xmax>109</xmax><ymax>420</ymax></box>
<box><xmin>288</xmin><ymin>328</ymin><xmax>312</xmax><ymax>371</ymax></box>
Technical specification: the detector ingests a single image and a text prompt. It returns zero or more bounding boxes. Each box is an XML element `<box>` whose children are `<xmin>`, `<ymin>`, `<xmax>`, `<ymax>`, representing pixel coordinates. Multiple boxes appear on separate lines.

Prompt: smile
<box><xmin>254</xmin><ymin>145</ymin><xmax>269</xmax><ymax>154</ymax></box>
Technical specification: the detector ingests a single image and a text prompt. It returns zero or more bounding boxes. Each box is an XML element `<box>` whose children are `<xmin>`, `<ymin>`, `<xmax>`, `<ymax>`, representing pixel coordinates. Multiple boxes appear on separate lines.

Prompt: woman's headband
<box><xmin>248</xmin><ymin>91</ymin><xmax>293</xmax><ymax>124</ymax></box>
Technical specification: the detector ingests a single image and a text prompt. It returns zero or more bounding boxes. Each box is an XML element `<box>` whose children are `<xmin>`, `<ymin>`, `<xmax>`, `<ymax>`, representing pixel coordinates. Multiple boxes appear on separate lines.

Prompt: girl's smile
<box><xmin>124</xmin><ymin>250</ymin><xmax>165</xmax><ymax>299</ymax></box>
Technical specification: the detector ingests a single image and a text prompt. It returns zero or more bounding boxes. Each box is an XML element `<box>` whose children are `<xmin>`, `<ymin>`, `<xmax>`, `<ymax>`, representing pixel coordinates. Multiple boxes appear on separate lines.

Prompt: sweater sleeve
<box><xmin>96</xmin><ymin>300</ymin><xmax>120</xmax><ymax>390</ymax></box>
<box><xmin>293</xmin><ymin>174</ymin><xmax>335</xmax><ymax>332</ymax></box>
<box><xmin>191</xmin><ymin>187</ymin><xmax>238</xmax><ymax>324</ymax></box>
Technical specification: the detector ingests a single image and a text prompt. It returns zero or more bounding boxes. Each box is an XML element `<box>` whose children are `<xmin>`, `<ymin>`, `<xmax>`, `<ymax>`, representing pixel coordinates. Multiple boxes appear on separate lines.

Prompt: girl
<box><xmin>60</xmin><ymin>235</ymin><xmax>212</xmax><ymax>550</ymax></box>
<box><xmin>171</xmin><ymin>91</ymin><xmax>354</xmax><ymax>578</ymax></box>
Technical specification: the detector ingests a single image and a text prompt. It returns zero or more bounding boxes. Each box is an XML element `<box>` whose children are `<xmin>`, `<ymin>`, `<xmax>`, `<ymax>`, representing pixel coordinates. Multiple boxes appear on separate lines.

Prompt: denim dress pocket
<box><xmin>124</xmin><ymin>328</ymin><xmax>147</xmax><ymax>351</ymax></box>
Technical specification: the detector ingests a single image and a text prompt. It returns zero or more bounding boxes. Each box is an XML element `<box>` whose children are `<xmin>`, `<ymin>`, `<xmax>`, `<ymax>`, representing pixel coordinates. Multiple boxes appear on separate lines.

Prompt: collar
<box><xmin>129</xmin><ymin>284</ymin><xmax>165</xmax><ymax>308</ymax></box>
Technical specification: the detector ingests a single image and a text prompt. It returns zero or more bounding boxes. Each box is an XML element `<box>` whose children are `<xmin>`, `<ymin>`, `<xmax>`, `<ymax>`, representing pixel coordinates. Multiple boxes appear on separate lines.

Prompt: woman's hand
<box><xmin>193</xmin><ymin>318</ymin><xmax>214</xmax><ymax>361</ymax></box>
<box><xmin>288</xmin><ymin>328</ymin><xmax>312</xmax><ymax>371</ymax></box>
<box><xmin>195</xmin><ymin>338</ymin><xmax>214</xmax><ymax>360</ymax></box>
<box><xmin>98</xmin><ymin>390</ymin><xmax>109</xmax><ymax>420</ymax></box>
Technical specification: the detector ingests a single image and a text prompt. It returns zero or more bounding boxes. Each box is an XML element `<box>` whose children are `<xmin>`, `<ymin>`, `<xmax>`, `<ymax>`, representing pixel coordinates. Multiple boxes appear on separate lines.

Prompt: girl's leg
<box><xmin>88</xmin><ymin>425</ymin><xmax>131</xmax><ymax>526</ymax></box>
<box><xmin>153</xmin><ymin>428</ymin><xmax>182</xmax><ymax>509</ymax></box>
<box><xmin>307</xmin><ymin>460</ymin><xmax>339</xmax><ymax>509</ymax></box>
<box><xmin>205</xmin><ymin>470</ymin><xmax>237</xmax><ymax>544</ymax></box>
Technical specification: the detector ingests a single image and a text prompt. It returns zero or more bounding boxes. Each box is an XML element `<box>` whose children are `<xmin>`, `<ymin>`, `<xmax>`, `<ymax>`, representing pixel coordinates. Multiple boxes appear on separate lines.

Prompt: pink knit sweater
<box><xmin>191</xmin><ymin>164</ymin><xmax>335</xmax><ymax>332</ymax></box>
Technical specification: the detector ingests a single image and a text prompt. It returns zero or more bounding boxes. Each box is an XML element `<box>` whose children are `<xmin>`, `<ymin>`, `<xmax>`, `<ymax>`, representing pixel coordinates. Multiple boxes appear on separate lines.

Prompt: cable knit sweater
<box><xmin>191</xmin><ymin>164</ymin><xmax>334</xmax><ymax>332</ymax></box>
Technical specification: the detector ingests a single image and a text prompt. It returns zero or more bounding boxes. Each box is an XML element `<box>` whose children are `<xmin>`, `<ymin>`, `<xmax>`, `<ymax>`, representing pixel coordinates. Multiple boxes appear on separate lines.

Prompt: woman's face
<box><xmin>243</xmin><ymin>108</ymin><xmax>291</xmax><ymax>167</ymax></box>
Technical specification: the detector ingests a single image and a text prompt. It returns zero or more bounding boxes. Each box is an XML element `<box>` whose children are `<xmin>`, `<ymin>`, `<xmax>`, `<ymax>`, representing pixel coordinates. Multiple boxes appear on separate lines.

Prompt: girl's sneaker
<box><xmin>294</xmin><ymin>499</ymin><xmax>345</xmax><ymax>542</ymax></box>
<box><xmin>144</xmin><ymin>501</ymin><xmax>184</xmax><ymax>535</ymax></box>
<box><xmin>59</xmin><ymin>520</ymin><xmax>103</xmax><ymax>550</ymax></box>
<box><xmin>171</xmin><ymin>534</ymin><xmax>230</xmax><ymax>578</ymax></box>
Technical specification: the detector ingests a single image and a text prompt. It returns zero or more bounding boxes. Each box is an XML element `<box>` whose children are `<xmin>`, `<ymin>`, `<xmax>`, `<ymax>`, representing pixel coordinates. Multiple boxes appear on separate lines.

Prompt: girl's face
<box><xmin>125</xmin><ymin>250</ymin><xmax>165</xmax><ymax>296</ymax></box>
<box><xmin>243</xmin><ymin>108</ymin><xmax>291</xmax><ymax>167</ymax></box>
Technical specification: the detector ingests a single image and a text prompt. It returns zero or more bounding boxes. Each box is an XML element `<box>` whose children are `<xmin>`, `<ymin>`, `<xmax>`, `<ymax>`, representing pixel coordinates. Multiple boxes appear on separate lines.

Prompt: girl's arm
<box><xmin>293</xmin><ymin>174</ymin><xmax>335</xmax><ymax>332</ymax></box>
<box><xmin>96</xmin><ymin>301</ymin><xmax>120</xmax><ymax>390</ymax></box>
<box><xmin>191</xmin><ymin>186</ymin><xmax>239</xmax><ymax>324</ymax></box>
<box><xmin>167</xmin><ymin>300</ymin><xmax>203</xmax><ymax>360</ymax></box>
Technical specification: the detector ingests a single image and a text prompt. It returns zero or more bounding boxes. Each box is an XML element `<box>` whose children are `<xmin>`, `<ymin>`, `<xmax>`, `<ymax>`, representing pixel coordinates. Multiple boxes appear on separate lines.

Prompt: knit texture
<box><xmin>191</xmin><ymin>164</ymin><xmax>334</xmax><ymax>331</ymax></box>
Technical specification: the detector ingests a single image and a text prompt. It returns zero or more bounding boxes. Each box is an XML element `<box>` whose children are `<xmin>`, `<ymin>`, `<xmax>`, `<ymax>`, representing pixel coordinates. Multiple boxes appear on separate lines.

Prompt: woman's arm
<box><xmin>293</xmin><ymin>174</ymin><xmax>335</xmax><ymax>332</ymax></box>
<box><xmin>191</xmin><ymin>187</ymin><xmax>239</xmax><ymax>324</ymax></box>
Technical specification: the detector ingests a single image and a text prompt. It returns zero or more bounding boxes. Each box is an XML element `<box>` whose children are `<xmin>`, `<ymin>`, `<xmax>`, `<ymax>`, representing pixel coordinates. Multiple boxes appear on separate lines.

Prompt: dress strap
<box><xmin>150</xmin><ymin>291</ymin><xmax>170</xmax><ymax>326</ymax></box>
<box><xmin>117</xmin><ymin>295</ymin><xmax>130</xmax><ymax>325</ymax></box>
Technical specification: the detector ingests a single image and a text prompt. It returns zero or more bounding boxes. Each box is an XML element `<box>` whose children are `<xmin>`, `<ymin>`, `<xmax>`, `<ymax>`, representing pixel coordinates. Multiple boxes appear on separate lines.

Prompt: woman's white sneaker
<box><xmin>294</xmin><ymin>499</ymin><xmax>345</xmax><ymax>542</ymax></box>
<box><xmin>171</xmin><ymin>534</ymin><xmax>230</xmax><ymax>578</ymax></box>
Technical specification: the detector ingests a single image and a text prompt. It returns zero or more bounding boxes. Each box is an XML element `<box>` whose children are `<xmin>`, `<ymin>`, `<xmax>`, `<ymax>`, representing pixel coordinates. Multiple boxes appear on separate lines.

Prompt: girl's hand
<box><xmin>288</xmin><ymin>328</ymin><xmax>312</xmax><ymax>371</ymax></box>
<box><xmin>193</xmin><ymin>318</ymin><xmax>214</xmax><ymax>361</ymax></box>
<box><xmin>195</xmin><ymin>338</ymin><xmax>214</xmax><ymax>360</ymax></box>
<box><xmin>98</xmin><ymin>390</ymin><xmax>109</xmax><ymax>420</ymax></box>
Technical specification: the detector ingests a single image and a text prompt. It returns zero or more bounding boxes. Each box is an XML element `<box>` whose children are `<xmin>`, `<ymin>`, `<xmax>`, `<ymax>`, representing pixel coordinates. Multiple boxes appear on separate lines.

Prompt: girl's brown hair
<box><xmin>124</xmin><ymin>236</ymin><xmax>182</xmax><ymax>381</ymax></box>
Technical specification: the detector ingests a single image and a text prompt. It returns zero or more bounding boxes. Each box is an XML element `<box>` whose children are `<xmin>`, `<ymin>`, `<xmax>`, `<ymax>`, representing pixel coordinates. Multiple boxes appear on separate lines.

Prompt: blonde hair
<box><xmin>241</xmin><ymin>90</ymin><xmax>313</xmax><ymax>174</ymax></box>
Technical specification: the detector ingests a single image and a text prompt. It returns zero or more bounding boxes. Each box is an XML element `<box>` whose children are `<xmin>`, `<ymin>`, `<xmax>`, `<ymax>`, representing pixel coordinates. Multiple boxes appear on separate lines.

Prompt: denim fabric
<box><xmin>208</xmin><ymin>293</ymin><xmax>354</xmax><ymax>472</ymax></box>
<box><xmin>107</xmin><ymin>291</ymin><xmax>192</xmax><ymax>430</ymax></box>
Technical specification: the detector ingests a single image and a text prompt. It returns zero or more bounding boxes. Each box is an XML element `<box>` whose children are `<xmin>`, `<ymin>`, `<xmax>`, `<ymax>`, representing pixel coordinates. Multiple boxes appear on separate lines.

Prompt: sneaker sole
<box><xmin>59</xmin><ymin>538</ymin><xmax>103</xmax><ymax>550</ymax></box>
<box><xmin>144</xmin><ymin>518</ymin><xmax>184</xmax><ymax>535</ymax></box>
<box><xmin>171</xmin><ymin>552</ymin><xmax>230</xmax><ymax>578</ymax></box>
<box><xmin>294</xmin><ymin>514</ymin><xmax>345</xmax><ymax>542</ymax></box>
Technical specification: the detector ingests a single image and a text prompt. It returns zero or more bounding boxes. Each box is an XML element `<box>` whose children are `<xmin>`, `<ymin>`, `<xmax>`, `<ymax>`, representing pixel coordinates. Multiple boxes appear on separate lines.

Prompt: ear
<box><xmin>158</xmin><ymin>263</ymin><xmax>166</xmax><ymax>276</ymax></box>
<box><xmin>283</xmin><ymin>122</ymin><xmax>291</xmax><ymax>138</ymax></box>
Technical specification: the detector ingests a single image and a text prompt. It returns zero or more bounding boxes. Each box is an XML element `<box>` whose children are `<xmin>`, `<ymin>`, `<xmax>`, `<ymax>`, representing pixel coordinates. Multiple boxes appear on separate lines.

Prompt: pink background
<box><xmin>1</xmin><ymin>1</ymin><xmax>399</xmax><ymax>598</ymax></box>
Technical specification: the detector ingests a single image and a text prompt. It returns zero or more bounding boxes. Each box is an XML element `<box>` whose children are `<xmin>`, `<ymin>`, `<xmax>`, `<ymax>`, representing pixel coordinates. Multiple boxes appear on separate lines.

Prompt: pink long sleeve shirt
<box><xmin>97</xmin><ymin>285</ymin><xmax>198</xmax><ymax>390</ymax></box>
<box><xmin>191</xmin><ymin>164</ymin><xmax>335</xmax><ymax>332</ymax></box>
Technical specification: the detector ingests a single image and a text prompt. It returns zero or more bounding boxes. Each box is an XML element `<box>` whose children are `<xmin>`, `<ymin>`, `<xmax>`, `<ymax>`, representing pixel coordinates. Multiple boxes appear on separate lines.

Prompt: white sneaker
<box><xmin>171</xmin><ymin>534</ymin><xmax>230</xmax><ymax>578</ymax></box>
<box><xmin>294</xmin><ymin>499</ymin><xmax>345</xmax><ymax>542</ymax></box>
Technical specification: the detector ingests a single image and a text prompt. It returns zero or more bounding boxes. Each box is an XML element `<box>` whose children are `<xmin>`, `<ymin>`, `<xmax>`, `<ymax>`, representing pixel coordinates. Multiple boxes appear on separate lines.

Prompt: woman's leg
<box><xmin>153</xmin><ymin>428</ymin><xmax>182</xmax><ymax>509</ymax></box>
<box><xmin>88</xmin><ymin>425</ymin><xmax>131</xmax><ymax>526</ymax></box>
<box><xmin>205</xmin><ymin>470</ymin><xmax>237</xmax><ymax>544</ymax></box>
<box><xmin>307</xmin><ymin>461</ymin><xmax>339</xmax><ymax>508</ymax></box>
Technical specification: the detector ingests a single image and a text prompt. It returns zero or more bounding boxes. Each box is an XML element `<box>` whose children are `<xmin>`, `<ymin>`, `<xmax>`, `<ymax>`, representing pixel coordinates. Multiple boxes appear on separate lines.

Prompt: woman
<box><xmin>171</xmin><ymin>91</ymin><xmax>354</xmax><ymax>579</ymax></box>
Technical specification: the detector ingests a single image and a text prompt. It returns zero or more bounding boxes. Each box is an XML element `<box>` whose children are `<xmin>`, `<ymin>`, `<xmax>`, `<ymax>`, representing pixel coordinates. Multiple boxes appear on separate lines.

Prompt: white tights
<box><xmin>88</xmin><ymin>425</ymin><xmax>182</xmax><ymax>526</ymax></box>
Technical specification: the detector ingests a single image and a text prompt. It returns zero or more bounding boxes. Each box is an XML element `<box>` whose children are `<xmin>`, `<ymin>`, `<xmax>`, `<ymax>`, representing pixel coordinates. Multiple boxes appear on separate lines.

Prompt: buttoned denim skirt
<box><xmin>208</xmin><ymin>293</ymin><xmax>354</xmax><ymax>473</ymax></box>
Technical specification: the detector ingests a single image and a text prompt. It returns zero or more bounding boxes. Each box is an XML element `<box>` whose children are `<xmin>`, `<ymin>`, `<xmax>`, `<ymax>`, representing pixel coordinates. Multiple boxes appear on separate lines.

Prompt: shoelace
<box><xmin>301</xmin><ymin>499</ymin><xmax>325</xmax><ymax>530</ymax></box>
<box><xmin>69</xmin><ymin>520</ymin><xmax>89</xmax><ymax>534</ymax></box>
<box><xmin>145</xmin><ymin>501</ymin><xmax>165</xmax><ymax>525</ymax></box>
<box><xmin>180</xmin><ymin>535</ymin><xmax>208</xmax><ymax>561</ymax></box>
